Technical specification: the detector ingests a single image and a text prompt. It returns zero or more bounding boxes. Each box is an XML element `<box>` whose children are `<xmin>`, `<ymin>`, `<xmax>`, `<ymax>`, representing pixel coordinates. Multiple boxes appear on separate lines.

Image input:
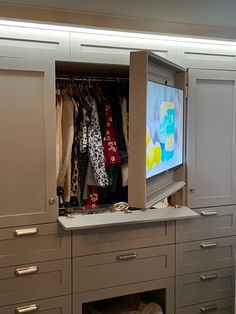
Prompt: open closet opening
<box><xmin>55</xmin><ymin>61</ymin><xmax>129</xmax><ymax>214</ymax></box>
<box><xmin>82</xmin><ymin>289</ymin><xmax>165</xmax><ymax>314</ymax></box>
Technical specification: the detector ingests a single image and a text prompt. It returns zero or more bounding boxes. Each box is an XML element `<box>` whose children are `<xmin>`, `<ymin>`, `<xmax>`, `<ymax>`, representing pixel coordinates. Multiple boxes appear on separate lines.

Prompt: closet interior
<box><xmin>56</xmin><ymin>61</ymin><xmax>130</xmax><ymax>213</ymax></box>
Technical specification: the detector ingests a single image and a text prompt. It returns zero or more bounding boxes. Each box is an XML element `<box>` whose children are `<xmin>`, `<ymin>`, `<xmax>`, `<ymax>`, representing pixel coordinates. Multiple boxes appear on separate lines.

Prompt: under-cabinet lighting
<box><xmin>1</xmin><ymin>18</ymin><xmax>236</xmax><ymax>47</ymax></box>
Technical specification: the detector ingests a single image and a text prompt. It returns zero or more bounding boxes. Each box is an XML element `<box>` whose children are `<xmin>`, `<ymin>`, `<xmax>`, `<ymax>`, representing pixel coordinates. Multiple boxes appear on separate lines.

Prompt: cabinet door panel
<box><xmin>71</xmin><ymin>32</ymin><xmax>176</xmax><ymax>64</ymax></box>
<box><xmin>0</xmin><ymin>58</ymin><xmax>57</xmax><ymax>227</ymax></box>
<box><xmin>0</xmin><ymin>24</ymin><xmax>70</xmax><ymax>61</ymax></box>
<box><xmin>187</xmin><ymin>69</ymin><xmax>236</xmax><ymax>208</ymax></box>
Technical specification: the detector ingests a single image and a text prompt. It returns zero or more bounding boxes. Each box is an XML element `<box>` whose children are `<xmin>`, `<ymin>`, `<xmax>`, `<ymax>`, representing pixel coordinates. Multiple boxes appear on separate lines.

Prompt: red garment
<box><xmin>83</xmin><ymin>186</ymin><xmax>98</xmax><ymax>209</ymax></box>
<box><xmin>102</xmin><ymin>99</ymin><xmax>121</xmax><ymax>166</ymax></box>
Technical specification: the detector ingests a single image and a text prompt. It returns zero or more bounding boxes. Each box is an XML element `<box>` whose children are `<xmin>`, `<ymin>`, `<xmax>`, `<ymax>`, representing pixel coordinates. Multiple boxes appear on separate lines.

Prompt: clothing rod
<box><xmin>56</xmin><ymin>75</ymin><xmax>129</xmax><ymax>82</ymax></box>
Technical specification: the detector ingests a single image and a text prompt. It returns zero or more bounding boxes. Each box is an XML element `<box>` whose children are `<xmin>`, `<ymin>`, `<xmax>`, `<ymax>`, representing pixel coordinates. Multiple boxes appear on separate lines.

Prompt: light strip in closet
<box><xmin>1</xmin><ymin>18</ymin><xmax>236</xmax><ymax>47</ymax></box>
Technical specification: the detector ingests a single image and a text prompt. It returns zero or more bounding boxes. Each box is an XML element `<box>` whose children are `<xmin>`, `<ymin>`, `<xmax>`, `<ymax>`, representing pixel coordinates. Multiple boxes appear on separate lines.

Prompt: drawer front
<box><xmin>176</xmin><ymin>267</ymin><xmax>234</xmax><ymax>307</ymax></box>
<box><xmin>176</xmin><ymin>206</ymin><xmax>236</xmax><ymax>242</ymax></box>
<box><xmin>176</xmin><ymin>298</ymin><xmax>234</xmax><ymax>314</ymax></box>
<box><xmin>73</xmin><ymin>221</ymin><xmax>175</xmax><ymax>256</ymax></box>
<box><xmin>0</xmin><ymin>223</ymin><xmax>71</xmax><ymax>267</ymax></box>
<box><xmin>176</xmin><ymin>236</ymin><xmax>236</xmax><ymax>275</ymax></box>
<box><xmin>0</xmin><ymin>295</ymin><xmax>71</xmax><ymax>314</ymax></box>
<box><xmin>0</xmin><ymin>259</ymin><xmax>71</xmax><ymax>306</ymax></box>
<box><xmin>74</xmin><ymin>244</ymin><xmax>175</xmax><ymax>293</ymax></box>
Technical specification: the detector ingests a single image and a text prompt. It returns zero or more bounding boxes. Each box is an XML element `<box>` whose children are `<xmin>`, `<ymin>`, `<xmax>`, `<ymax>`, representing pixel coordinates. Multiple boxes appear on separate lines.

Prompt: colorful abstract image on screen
<box><xmin>146</xmin><ymin>81</ymin><xmax>183</xmax><ymax>178</ymax></box>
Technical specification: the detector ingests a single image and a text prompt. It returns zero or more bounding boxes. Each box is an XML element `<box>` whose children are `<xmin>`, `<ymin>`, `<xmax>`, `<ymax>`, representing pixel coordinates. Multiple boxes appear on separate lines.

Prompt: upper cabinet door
<box><xmin>187</xmin><ymin>69</ymin><xmax>236</xmax><ymax>208</ymax></box>
<box><xmin>176</xmin><ymin>42</ymin><xmax>236</xmax><ymax>70</ymax></box>
<box><xmin>0</xmin><ymin>58</ymin><xmax>57</xmax><ymax>227</ymax></box>
<box><xmin>0</xmin><ymin>25</ymin><xmax>70</xmax><ymax>61</ymax></box>
<box><xmin>70</xmin><ymin>32</ymin><xmax>176</xmax><ymax>64</ymax></box>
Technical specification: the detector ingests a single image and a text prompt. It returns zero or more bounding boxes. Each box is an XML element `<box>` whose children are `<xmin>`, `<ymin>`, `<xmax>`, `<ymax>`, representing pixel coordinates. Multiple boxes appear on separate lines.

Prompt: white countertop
<box><xmin>57</xmin><ymin>206</ymin><xmax>198</xmax><ymax>230</ymax></box>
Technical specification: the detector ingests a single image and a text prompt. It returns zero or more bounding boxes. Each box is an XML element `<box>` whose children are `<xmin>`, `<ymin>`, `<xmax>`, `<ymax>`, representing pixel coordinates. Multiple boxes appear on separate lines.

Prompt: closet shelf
<box><xmin>57</xmin><ymin>206</ymin><xmax>198</xmax><ymax>230</ymax></box>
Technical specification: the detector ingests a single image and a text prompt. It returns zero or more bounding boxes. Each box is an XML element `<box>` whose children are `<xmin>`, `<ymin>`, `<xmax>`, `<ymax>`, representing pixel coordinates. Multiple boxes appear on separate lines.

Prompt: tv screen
<box><xmin>146</xmin><ymin>81</ymin><xmax>184</xmax><ymax>179</ymax></box>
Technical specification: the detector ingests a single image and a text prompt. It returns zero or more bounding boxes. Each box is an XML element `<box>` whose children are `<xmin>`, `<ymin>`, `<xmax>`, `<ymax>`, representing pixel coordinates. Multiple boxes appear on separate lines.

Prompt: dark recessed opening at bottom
<box><xmin>83</xmin><ymin>288</ymin><xmax>165</xmax><ymax>314</ymax></box>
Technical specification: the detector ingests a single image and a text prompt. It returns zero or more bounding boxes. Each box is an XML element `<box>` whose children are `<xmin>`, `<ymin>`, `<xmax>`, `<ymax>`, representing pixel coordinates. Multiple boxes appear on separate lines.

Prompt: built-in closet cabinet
<box><xmin>187</xmin><ymin>69</ymin><xmax>236</xmax><ymax>208</ymax></box>
<box><xmin>0</xmin><ymin>57</ymin><xmax>72</xmax><ymax>313</ymax></box>
<box><xmin>175</xmin><ymin>67</ymin><xmax>236</xmax><ymax>314</ymax></box>
<box><xmin>0</xmin><ymin>58</ymin><xmax>58</xmax><ymax>227</ymax></box>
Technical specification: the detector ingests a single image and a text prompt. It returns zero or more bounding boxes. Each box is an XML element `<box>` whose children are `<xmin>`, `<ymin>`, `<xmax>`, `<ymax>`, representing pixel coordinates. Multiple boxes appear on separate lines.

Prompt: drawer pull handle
<box><xmin>16</xmin><ymin>304</ymin><xmax>39</xmax><ymax>313</ymax></box>
<box><xmin>200</xmin><ymin>274</ymin><xmax>217</xmax><ymax>281</ymax></box>
<box><xmin>15</xmin><ymin>266</ymin><xmax>38</xmax><ymax>276</ymax></box>
<box><xmin>200</xmin><ymin>242</ymin><xmax>217</xmax><ymax>249</ymax></box>
<box><xmin>200</xmin><ymin>210</ymin><xmax>219</xmax><ymax>216</ymax></box>
<box><xmin>14</xmin><ymin>228</ymin><xmax>38</xmax><ymax>237</ymax></box>
<box><xmin>117</xmin><ymin>253</ymin><xmax>137</xmax><ymax>261</ymax></box>
<box><xmin>200</xmin><ymin>304</ymin><xmax>217</xmax><ymax>312</ymax></box>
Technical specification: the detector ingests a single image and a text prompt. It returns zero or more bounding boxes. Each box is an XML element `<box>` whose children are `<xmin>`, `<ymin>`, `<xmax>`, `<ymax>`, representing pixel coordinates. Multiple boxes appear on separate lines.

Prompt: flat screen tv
<box><xmin>146</xmin><ymin>80</ymin><xmax>184</xmax><ymax>179</ymax></box>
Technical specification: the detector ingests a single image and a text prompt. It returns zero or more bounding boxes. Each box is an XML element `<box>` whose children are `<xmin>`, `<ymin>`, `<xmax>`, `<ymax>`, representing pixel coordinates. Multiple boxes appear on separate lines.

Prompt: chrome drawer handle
<box><xmin>15</xmin><ymin>266</ymin><xmax>38</xmax><ymax>276</ymax></box>
<box><xmin>200</xmin><ymin>274</ymin><xmax>217</xmax><ymax>281</ymax></box>
<box><xmin>200</xmin><ymin>242</ymin><xmax>217</xmax><ymax>249</ymax></box>
<box><xmin>117</xmin><ymin>253</ymin><xmax>137</xmax><ymax>261</ymax></box>
<box><xmin>200</xmin><ymin>304</ymin><xmax>217</xmax><ymax>312</ymax></box>
<box><xmin>14</xmin><ymin>228</ymin><xmax>38</xmax><ymax>237</ymax></box>
<box><xmin>16</xmin><ymin>304</ymin><xmax>39</xmax><ymax>313</ymax></box>
<box><xmin>200</xmin><ymin>210</ymin><xmax>219</xmax><ymax>216</ymax></box>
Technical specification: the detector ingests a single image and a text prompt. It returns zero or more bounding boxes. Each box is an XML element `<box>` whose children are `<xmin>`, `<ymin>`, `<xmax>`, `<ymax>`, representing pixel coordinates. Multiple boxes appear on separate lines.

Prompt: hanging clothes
<box><xmin>56</xmin><ymin>89</ymin><xmax>63</xmax><ymax>182</ymax></box>
<box><xmin>120</xmin><ymin>96</ymin><xmax>129</xmax><ymax>187</ymax></box>
<box><xmin>102</xmin><ymin>97</ymin><xmax>121</xmax><ymax>166</ymax></box>
<box><xmin>70</xmin><ymin>99</ymin><xmax>80</xmax><ymax>199</ymax></box>
<box><xmin>57</xmin><ymin>89</ymin><xmax>75</xmax><ymax>203</ymax></box>
<box><xmin>85</xmin><ymin>95</ymin><xmax>108</xmax><ymax>187</ymax></box>
<box><xmin>56</xmin><ymin>77</ymin><xmax>129</xmax><ymax>208</ymax></box>
<box><xmin>76</xmin><ymin>96</ymin><xmax>91</xmax><ymax>205</ymax></box>
<box><xmin>121</xmin><ymin>96</ymin><xmax>129</xmax><ymax>151</ymax></box>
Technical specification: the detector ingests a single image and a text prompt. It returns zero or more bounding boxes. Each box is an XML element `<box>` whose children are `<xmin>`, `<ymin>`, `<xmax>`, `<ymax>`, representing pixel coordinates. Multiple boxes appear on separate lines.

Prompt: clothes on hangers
<box><xmin>86</xmin><ymin>95</ymin><xmax>108</xmax><ymax>187</ymax></box>
<box><xmin>56</xmin><ymin>89</ymin><xmax>63</xmax><ymax>182</ymax></box>
<box><xmin>57</xmin><ymin>89</ymin><xmax>75</xmax><ymax>203</ymax></box>
<box><xmin>56</xmin><ymin>77</ymin><xmax>129</xmax><ymax>207</ymax></box>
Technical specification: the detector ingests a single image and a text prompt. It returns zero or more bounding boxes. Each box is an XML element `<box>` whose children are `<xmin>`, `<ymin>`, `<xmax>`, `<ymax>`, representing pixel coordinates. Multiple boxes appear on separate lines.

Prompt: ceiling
<box><xmin>1</xmin><ymin>0</ymin><xmax>236</xmax><ymax>40</ymax></box>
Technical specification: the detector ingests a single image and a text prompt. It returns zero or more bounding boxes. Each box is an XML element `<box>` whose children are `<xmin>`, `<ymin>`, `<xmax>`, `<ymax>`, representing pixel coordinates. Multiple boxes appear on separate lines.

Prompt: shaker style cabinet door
<box><xmin>187</xmin><ymin>69</ymin><xmax>236</xmax><ymax>208</ymax></box>
<box><xmin>0</xmin><ymin>58</ymin><xmax>57</xmax><ymax>227</ymax></box>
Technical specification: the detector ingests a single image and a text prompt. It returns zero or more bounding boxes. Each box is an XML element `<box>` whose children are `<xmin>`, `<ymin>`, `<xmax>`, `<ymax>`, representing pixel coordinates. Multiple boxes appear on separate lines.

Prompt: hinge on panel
<box><xmin>185</xmin><ymin>84</ymin><xmax>188</xmax><ymax>99</ymax></box>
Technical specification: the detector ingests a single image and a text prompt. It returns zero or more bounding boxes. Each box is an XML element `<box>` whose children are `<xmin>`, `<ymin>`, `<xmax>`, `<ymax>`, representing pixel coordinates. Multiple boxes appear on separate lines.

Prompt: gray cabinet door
<box><xmin>187</xmin><ymin>69</ymin><xmax>236</xmax><ymax>208</ymax></box>
<box><xmin>0</xmin><ymin>58</ymin><xmax>57</xmax><ymax>227</ymax></box>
